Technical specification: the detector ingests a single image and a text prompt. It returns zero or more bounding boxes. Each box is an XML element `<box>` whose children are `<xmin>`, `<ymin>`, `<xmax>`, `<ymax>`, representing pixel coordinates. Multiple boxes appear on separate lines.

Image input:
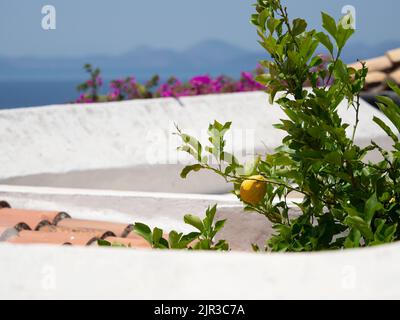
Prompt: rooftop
<box><xmin>350</xmin><ymin>48</ymin><xmax>400</xmax><ymax>92</ymax></box>
<box><xmin>0</xmin><ymin>200</ymin><xmax>150</xmax><ymax>248</ymax></box>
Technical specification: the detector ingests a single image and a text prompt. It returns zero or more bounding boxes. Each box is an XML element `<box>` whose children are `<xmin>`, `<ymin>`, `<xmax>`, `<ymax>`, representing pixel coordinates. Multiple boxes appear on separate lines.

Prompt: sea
<box><xmin>0</xmin><ymin>74</ymin><xmax>200</xmax><ymax>109</ymax></box>
<box><xmin>0</xmin><ymin>79</ymin><xmax>108</xmax><ymax>110</ymax></box>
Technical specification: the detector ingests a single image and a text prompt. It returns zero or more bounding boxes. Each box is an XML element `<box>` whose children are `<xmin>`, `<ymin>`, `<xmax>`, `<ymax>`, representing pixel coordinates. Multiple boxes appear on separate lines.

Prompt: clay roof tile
<box><xmin>0</xmin><ymin>201</ymin><xmax>11</xmax><ymax>209</ymax></box>
<box><xmin>39</xmin><ymin>225</ymin><xmax>115</xmax><ymax>239</ymax></box>
<box><xmin>0</xmin><ymin>208</ymin><xmax>70</xmax><ymax>230</ymax></box>
<box><xmin>386</xmin><ymin>48</ymin><xmax>400</xmax><ymax>65</ymax></box>
<box><xmin>350</xmin><ymin>55</ymin><xmax>393</xmax><ymax>72</ymax></box>
<box><xmin>8</xmin><ymin>230</ymin><xmax>99</xmax><ymax>246</ymax></box>
<box><xmin>389</xmin><ymin>68</ymin><xmax>400</xmax><ymax>85</ymax></box>
<box><xmin>365</xmin><ymin>71</ymin><xmax>388</xmax><ymax>86</ymax></box>
<box><xmin>1</xmin><ymin>203</ymin><xmax>155</xmax><ymax>249</ymax></box>
<box><xmin>57</xmin><ymin>219</ymin><xmax>133</xmax><ymax>237</ymax></box>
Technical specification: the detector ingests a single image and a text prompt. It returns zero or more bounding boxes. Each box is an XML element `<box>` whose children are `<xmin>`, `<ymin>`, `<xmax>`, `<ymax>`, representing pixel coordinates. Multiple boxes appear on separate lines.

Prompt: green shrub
<box><xmin>176</xmin><ymin>0</ymin><xmax>400</xmax><ymax>252</ymax></box>
<box><xmin>131</xmin><ymin>205</ymin><xmax>229</xmax><ymax>251</ymax></box>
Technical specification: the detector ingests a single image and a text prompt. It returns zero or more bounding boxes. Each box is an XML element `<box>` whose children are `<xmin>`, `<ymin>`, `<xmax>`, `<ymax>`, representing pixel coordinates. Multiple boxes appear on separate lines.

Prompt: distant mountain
<box><xmin>84</xmin><ymin>39</ymin><xmax>267</xmax><ymax>79</ymax></box>
<box><xmin>0</xmin><ymin>39</ymin><xmax>399</xmax><ymax>81</ymax></box>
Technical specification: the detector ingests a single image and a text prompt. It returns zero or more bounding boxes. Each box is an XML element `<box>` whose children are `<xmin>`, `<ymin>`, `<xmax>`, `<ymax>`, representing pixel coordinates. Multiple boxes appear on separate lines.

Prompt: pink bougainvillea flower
<box><xmin>190</xmin><ymin>75</ymin><xmax>212</xmax><ymax>86</ymax></box>
<box><xmin>77</xmin><ymin>66</ymin><xmax>271</xmax><ymax>104</ymax></box>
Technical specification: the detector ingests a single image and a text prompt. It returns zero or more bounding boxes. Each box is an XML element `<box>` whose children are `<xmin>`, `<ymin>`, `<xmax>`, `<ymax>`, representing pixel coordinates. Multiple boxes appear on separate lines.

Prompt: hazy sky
<box><xmin>0</xmin><ymin>0</ymin><xmax>398</xmax><ymax>57</ymax></box>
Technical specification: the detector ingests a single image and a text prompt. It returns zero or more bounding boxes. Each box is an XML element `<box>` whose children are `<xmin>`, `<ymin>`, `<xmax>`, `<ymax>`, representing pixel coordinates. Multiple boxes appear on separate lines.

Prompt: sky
<box><xmin>0</xmin><ymin>0</ymin><xmax>398</xmax><ymax>57</ymax></box>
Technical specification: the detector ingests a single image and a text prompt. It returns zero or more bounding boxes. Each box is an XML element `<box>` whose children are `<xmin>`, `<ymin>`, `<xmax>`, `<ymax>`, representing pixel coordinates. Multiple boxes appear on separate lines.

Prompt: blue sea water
<box><xmin>0</xmin><ymin>75</ymin><xmax>190</xmax><ymax>109</ymax></box>
<box><xmin>0</xmin><ymin>80</ymin><xmax>82</xmax><ymax>109</ymax></box>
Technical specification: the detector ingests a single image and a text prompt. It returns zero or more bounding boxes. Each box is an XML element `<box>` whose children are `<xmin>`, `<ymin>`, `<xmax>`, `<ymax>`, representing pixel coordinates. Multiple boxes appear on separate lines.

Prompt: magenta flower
<box><xmin>77</xmin><ymin>65</ymin><xmax>267</xmax><ymax>104</ymax></box>
<box><xmin>190</xmin><ymin>75</ymin><xmax>212</xmax><ymax>86</ymax></box>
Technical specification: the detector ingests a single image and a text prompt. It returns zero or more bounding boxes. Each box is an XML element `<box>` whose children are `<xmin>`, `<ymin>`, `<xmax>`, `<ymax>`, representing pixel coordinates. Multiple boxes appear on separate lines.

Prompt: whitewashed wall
<box><xmin>0</xmin><ymin>93</ymin><xmax>399</xmax><ymax>299</ymax></box>
<box><xmin>0</xmin><ymin>91</ymin><xmax>394</xmax><ymax>193</ymax></box>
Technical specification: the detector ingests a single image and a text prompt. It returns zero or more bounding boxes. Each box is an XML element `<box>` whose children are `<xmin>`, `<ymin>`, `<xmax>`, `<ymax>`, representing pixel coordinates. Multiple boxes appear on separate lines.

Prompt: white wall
<box><xmin>0</xmin><ymin>92</ymin><xmax>394</xmax><ymax>192</ymax></box>
<box><xmin>0</xmin><ymin>93</ymin><xmax>399</xmax><ymax>299</ymax></box>
<box><xmin>1</xmin><ymin>242</ymin><xmax>400</xmax><ymax>299</ymax></box>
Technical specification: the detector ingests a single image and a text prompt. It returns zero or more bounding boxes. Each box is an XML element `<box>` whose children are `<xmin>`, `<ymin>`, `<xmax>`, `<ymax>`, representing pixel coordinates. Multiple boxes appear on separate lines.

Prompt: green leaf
<box><xmin>133</xmin><ymin>223</ymin><xmax>152</xmax><ymax>244</ymax></box>
<box><xmin>344</xmin><ymin>216</ymin><xmax>374</xmax><ymax>240</ymax></box>
<box><xmin>181</xmin><ymin>232</ymin><xmax>201</xmax><ymax>245</ymax></box>
<box><xmin>177</xmin><ymin>145</ymin><xmax>198</xmax><ymax>160</ymax></box>
<box><xmin>309</xmin><ymin>55</ymin><xmax>323</xmax><ymax>68</ymax></box>
<box><xmin>255</xmin><ymin>74</ymin><xmax>270</xmax><ymax>86</ymax></box>
<box><xmin>372</xmin><ymin>219</ymin><xmax>397</xmax><ymax>244</ymax></box>
<box><xmin>266</xmin><ymin>17</ymin><xmax>281</xmax><ymax>34</ymax></box>
<box><xmin>221</xmin><ymin>152</ymin><xmax>240</xmax><ymax>165</ymax></box>
<box><xmin>388</xmin><ymin>81</ymin><xmax>400</xmax><ymax>96</ymax></box>
<box><xmin>180</xmin><ymin>164</ymin><xmax>203</xmax><ymax>179</ymax></box>
<box><xmin>184</xmin><ymin>214</ymin><xmax>204</xmax><ymax>232</ymax></box>
<box><xmin>336</xmin><ymin>14</ymin><xmax>355</xmax><ymax>50</ymax></box>
<box><xmin>168</xmin><ymin>231</ymin><xmax>182</xmax><ymax>248</ymax></box>
<box><xmin>333</xmin><ymin>60</ymin><xmax>348</xmax><ymax>81</ymax></box>
<box><xmin>180</xmin><ymin>134</ymin><xmax>202</xmax><ymax>156</ymax></box>
<box><xmin>214</xmin><ymin>219</ymin><xmax>226</xmax><ymax>233</ymax></box>
<box><xmin>315</xmin><ymin>32</ymin><xmax>334</xmax><ymax>55</ymax></box>
<box><xmin>206</xmin><ymin>205</ymin><xmax>218</xmax><ymax>225</ymax></box>
<box><xmin>152</xmin><ymin>227</ymin><xmax>164</xmax><ymax>244</ymax></box>
<box><xmin>258</xmin><ymin>8</ymin><xmax>270</xmax><ymax>33</ymax></box>
<box><xmin>292</xmin><ymin>18</ymin><xmax>307</xmax><ymax>36</ymax></box>
<box><xmin>213</xmin><ymin>240</ymin><xmax>229</xmax><ymax>251</ymax></box>
<box><xmin>373</xmin><ymin>116</ymin><xmax>399</xmax><ymax>143</ymax></box>
<box><xmin>274</xmin><ymin>153</ymin><xmax>294</xmax><ymax>166</ymax></box>
<box><xmin>364</xmin><ymin>193</ymin><xmax>383</xmax><ymax>225</ymax></box>
<box><xmin>321</xmin><ymin>12</ymin><xmax>338</xmax><ymax>41</ymax></box>
<box><xmin>158</xmin><ymin>237</ymin><xmax>170</xmax><ymax>249</ymax></box>
<box><xmin>324</xmin><ymin>151</ymin><xmax>342</xmax><ymax>166</ymax></box>
<box><xmin>343</xmin><ymin>206</ymin><xmax>361</xmax><ymax>218</ymax></box>
<box><xmin>376</xmin><ymin>96</ymin><xmax>400</xmax><ymax>132</ymax></box>
<box><xmin>97</xmin><ymin>239</ymin><xmax>111</xmax><ymax>247</ymax></box>
<box><xmin>344</xmin><ymin>229</ymin><xmax>361</xmax><ymax>248</ymax></box>
<box><xmin>209</xmin><ymin>120</ymin><xmax>231</xmax><ymax>133</ymax></box>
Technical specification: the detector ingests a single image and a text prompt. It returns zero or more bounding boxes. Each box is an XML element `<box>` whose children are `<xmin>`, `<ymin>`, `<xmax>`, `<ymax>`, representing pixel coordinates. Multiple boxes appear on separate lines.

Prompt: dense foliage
<box><xmin>176</xmin><ymin>0</ymin><xmax>400</xmax><ymax>252</ymax></box>
<box><xmin>100</xmin><ymin>205</ymin><xmax>229</xmax><ymax>251</ymax></box>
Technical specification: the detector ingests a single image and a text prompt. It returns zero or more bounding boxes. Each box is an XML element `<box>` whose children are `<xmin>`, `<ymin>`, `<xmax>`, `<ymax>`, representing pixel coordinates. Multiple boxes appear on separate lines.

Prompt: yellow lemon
<box><xmin>240</xmin><ymin>175</ymin><xmax>267</xmax><ymax>206</ymax></box>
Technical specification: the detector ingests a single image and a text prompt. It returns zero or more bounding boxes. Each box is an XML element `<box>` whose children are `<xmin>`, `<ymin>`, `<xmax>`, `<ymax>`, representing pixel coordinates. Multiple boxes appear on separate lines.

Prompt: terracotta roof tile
<box><xmin>57</xmin><ymin>219</ymin><xmax>133</xmax><ymax>237</ymax></box>
<box><xmin>386</xmin><ymin>48</ymin><xmax>400</xmax><ymax>65</ymax></box>
<box><xmin>0</xmin><ymin>212</ymin><xmax>50</xmax><ymax>230</ymax></box>
<box><xmin>0</xmin><ymin>202</ymin><xmax>151</xmax><ymax>249</ymax></box>
<box><xmin>0</xmin><ymin>208</ymin><xmax>70</xmax><ymax>230</ymax></box>
<box><xmin>365</xmin><ymin>71</ymin><xmax>388</xmax><ymax>85</ymax></box>
<box><xmin>0</xmin><ymin>201</ymin><xmax>11</xmax><ymax>209</ymax></box>
<box><xmin>0</xmin><ymin>221</ymin><xmax>31</xmax><ymax>231</ymax></box>
<box><xmin>389</xmin><ymin>68</ymin><xmax>400</xmax><ymax>84</ymax></box>
<box><xmin>349</xmin><ymin>48</ymin><xmax>400</xmax><ymax>93</ymax></box>
<box><xmin>350</xmin><ymin>56</ymin><xmax>393</xmax><ymax>72</ymax></box>
<box><xmin>39</xmin><ymin>225</ymin><xmax>115</xmax><ymax>239</ymax></box>
<box><xmin>7</xmin><ymin>230</ymin><xmax>99</xmax><ymax>246</ymax></box>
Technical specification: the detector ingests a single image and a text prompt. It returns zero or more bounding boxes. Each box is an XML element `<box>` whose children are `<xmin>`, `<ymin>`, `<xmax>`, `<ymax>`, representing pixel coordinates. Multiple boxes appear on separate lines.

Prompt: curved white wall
<box><xmin>0</xmin><ymin>91</ymin><xmax>393</xmax><ymax>193</ymax></box>
<box><xmin>0</xmin><ymin>93</ymin><xmax>399</xmax><ymax>299</ymax></box>
<box><xmin>1</xmin><ymin>242</ymin><xmax>400</xmax><ymax>299</ymax></box>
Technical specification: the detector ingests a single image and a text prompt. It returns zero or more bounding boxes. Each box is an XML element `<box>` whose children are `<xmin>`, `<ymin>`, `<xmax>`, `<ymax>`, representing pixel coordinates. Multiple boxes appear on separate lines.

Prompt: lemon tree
<box><xmin>176</xmin><ymin>0</ymin><xmax>400</xmax><ymax>252</ymax></box>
